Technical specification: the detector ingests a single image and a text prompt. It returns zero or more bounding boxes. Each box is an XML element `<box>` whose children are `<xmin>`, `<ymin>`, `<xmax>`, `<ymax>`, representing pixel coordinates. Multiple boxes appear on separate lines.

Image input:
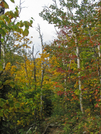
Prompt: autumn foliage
<box><xmin>0</xmin><ymin>0</ymin><xmax>101</xmax><ymax>134</ymax></box>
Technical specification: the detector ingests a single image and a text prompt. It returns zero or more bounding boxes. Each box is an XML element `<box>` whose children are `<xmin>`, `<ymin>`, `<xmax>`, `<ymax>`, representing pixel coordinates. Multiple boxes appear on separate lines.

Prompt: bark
<box><xmin>2</xmin><ymin>42</ymin><xmax>5</xmax><ymax>69</ymax></box>
<box><xmin>31</xmin><ymin>45</ymin><xmax>40</xmax><ymax>124</ymax></box>
<box><xmin>63</xmin><ymin>59</ymin><xmax>67</xmax><ymax>111</ymax></box>
<box><xmin>97</xmin><ymin>45</ymin><xmax>101</xmax><ymax>82</ymax></box>
<box><xmin>0</xmin><ymin>34</ymin><xmax>1</xmax><ymax>60</ymax></box>
<box><xmin>32</xmin><ymin>45</ymin><xmax>37</xmax><ymax>91</ymax></box>
<box><xmin>97</xmin><ymin>45</ymin><xmax>101</xmax><ymax>104</ymax></box>
<box><xmin>76</xmin><ymin>39</ymin><xmax>84</xmax><ymax>114</ymax></box>
<box><xmin>94</xmin><ymin>44</ymin><xmax>101</xmax><ymax>102</ymax></box>
<box><xmin>40</xmin><ymin>66</ymin><xmax>46</xmax><ymax>117</ymax></box>
<box><xmin>37</xmin><ymin>24</ymin><xmax>44</xmax><ymax>118</ymax></box>
<box><xmin>0</xmin><ymin>0</ymin><xmax>5</xmax><ymax>60</ymax></box>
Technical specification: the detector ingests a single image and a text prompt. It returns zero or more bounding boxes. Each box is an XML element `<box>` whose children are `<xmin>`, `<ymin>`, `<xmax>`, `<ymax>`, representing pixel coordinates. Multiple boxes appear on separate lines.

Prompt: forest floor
<box><xmin>45</xmin><ymin>126</ymin><xmax>64</xmax><ymax>134</ymax></box>
<box><xmin>41</xmin><ymin>116</ymin><xmax>65</xmax><ymax>134</ymax></box>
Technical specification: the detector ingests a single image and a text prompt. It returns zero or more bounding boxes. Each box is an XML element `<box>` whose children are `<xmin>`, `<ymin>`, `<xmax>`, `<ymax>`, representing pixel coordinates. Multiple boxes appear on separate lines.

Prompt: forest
<box><xmin>0</xmin><ymin>0</ymin><xmax>101</xmax><ymax>133</ymax></box>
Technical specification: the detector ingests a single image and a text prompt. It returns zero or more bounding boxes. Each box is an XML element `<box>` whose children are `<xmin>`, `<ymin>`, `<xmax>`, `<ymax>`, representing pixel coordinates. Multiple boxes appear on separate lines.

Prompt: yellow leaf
<box><xmin>23</xmin><ymin>29</ymin><xmax>29</xmax><ymax>36</ymax></box>
<box><xmin>4</xmin><ymin>1</ymin><xmax>9</xmax><ymax>9</ymax></box>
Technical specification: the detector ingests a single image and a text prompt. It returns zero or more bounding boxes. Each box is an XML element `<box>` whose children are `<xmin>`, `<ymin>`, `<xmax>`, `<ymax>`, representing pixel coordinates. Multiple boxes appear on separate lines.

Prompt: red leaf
<box><xmin>95</xmin><ymin>103</ymin><xmax>99</xmax><ymax>107</ymax></box>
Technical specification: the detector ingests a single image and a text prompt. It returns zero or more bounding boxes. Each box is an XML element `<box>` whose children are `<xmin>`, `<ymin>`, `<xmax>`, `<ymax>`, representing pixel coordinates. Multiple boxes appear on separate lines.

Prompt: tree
<box><xmin>39</xmin><ymin>0</ymin><xmax>101</xmax><ymax>133</ymax></box>
<box><xmin>0</xmin><ymin>0</ymin><xmax>15</xmax><ymax>60</ymax></box>
<box><xmin>0</xmin><ymin>1</ymin><xmax>34</xmax><ymax>133</ymax></box>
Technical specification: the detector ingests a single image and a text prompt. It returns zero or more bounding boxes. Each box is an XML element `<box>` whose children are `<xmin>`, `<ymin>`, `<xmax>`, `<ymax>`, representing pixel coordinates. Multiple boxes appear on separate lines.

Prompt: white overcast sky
<box><xmin>6</xmin><ymin>0</ymin><xmax>57</xmax><ymax>53</ymax></box>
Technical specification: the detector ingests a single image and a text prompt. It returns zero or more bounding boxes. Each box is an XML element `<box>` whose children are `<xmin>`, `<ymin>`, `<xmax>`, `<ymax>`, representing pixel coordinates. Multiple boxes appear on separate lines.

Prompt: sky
<box><xmin>6</xmin><ymin>0</ymin><xmax>57</xmax><ymax>53</ymax></box>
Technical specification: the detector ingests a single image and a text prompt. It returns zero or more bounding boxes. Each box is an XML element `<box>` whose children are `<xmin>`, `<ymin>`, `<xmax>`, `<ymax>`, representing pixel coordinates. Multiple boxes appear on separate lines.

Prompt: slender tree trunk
<box><xmin>37</xmin><ymin>24</ymin><xmax>44</xmax><ymax>118</ymax></box>
<box><xmin>64</xmin><ymin>73</ymin><xmax>67</xmax><ymax>111</ymax></box>
<box><xmin>62</xmin><ymin>59</ymin><xmax>67</xmax><ymax>111</ymax></box>
<box><xmin>0</xmin><ymin>34</ymin><xmax>1</xmax><ymax>60</ymax></box>
<box><xmin>32</xmin><ymin>45</ymin><xmax>37</xmax><ymax>91</ymax></box>
<box><xmin>76</xmin><ymin>39</ymin><xmax>84</xmax><ymax>114</ymax></box>
<box><xmin>97</xmin><ymin>44</ymin><xmax>101</xmax><ymax>113</ymax></box>
<box><xmin>0</xmin><ymin>0</ymin><xmax>5</xmax><ymax>60</ymax></box>
<box><xmin>23</xmin><ymin>49</ymin><xmax>31</xmax><ymax>88</ymax></box>
<box><xmin>2</xmin><ymin>43</ymin><xmax>5</xmax><ymax>69</ymax></box>
<box><xmin>31</xmin><ymin>45</ymin><xmax>38</xmax><ymax>125</ymax></box>
<box><xmin>40</xmin><ymin>67</ymin><xmax>45</xmax><ymax>118</ymax></box>
<box><xmin>97</xmin><ymin>45</ymin><xmax>101</xmax><ymax>84</ymax></box>
<box><xmin>67</xmin><ymin>2</ymin><xmax>84</xmax><ymax>113</ymax></box>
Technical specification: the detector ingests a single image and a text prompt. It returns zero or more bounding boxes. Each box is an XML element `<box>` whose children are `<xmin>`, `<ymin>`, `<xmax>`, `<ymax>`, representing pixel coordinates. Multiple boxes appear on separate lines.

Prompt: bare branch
<box><xmin>36</xmin><ymin>24</ymin><xmax>44</xmax><ymax>52</ymax></box>
<box><xmin>19</xmin><ymin>0</ymin><xmax>27</xmax><ymax>15</ymax></box>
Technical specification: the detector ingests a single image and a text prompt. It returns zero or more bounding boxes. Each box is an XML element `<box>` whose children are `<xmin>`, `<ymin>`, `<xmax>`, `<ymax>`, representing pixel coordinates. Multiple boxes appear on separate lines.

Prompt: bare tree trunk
<box><xmin>62</xmin><ymin>59</ymin><xmax>67</xmax><ymax>111</ymax></box>
<box><xmin>64</xmin><ymin>73</ymin><xmax>67</xmax><ymax>111</ymax></box>
<box><xmin>0</xmin><ymin>34</ymin><xmax>1</xmax><ymax>60</ymax></box>
<box><xmin>76</xmin><ymin>40</ymin><xmax>84</xmax><ymax>114</ymax></box>
<box><xmin>32</xmin><ymin>45</ymin><xmax>38</xmax><ymax>91</ymax></box>
<box><xmin>65</xmin><ymin>1</ymin><xmax>84</xmax><ymax>113</ymax></box>
<box><xmin>97</xmin><ymin>45</ymin><xmax>101</xmax><ymax>109</ymax></box>
<box><xmin>0</xmin><ymin>1</ymin><xmax>5</xmax><ymax>64</ymax></box>
<box><xmin>2</xmin><ymin>46</ymin><xmax>5</xmax><ymax>69</ymax></box>
<box><xmin>37</xmin><ymin>24</ymin><xmax>44</xmax><ymax>118</ymax></box>
<box><xmin>97</xmin><ymin>45</ymin><xmax>101</xmax><ymax>83</ymax></box>
<box><xmin>23</xmin><ymin>50</ymin><xmax>29</xmax><ymax>86</ymax></box>
<box><xmin>2</xmin><ymin>42</ymin><xmax>5</xmax><ymax>69</ymax></box>
<box><xmin>31</xmin><ymin>45</ymin><xmax>40</xmax><ymax>125</ymax></box>
<box><xmin>40</xmin><ymin>66</ymin><xmax>45</xmax><ymax>118</ymax></box>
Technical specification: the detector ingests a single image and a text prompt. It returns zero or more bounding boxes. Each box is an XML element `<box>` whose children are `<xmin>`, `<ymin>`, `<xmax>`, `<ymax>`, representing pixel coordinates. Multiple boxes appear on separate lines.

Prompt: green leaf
<box><xmin>1</xmin><ymin>38</ymin><xmax>4</xmax><ymax>42</ymax></box>
<box><xmin>0</xmin><ymin>81</ymin><xmax>2</xmax><ymax>86</ymax></box>
<box><xmin>15</xmin><ymin>102</ymin><xmax>20</xmax><ymax>108</ymax></box>
<box><xmin>13</xmin><ymin>25</ymin><xmax>18</xmax><ymax>31</ymax></box>
<box><xmin>74</xmin><ymin>89</ymin><xmax>80</xmax><ymax>95</ymax></box>
<box><xmin>30</xmin><ymin>19</ymin><xmax>33</xmax><ymax>25</ymax></box>
<box><xmin>0</xmin><ymin>109</ymin><xmax>3</xmax><ymax>117</ymax></box>
<box><xmin>0</xmin><ymin>98</ymin><xmax>6</xmax><ymax>107</ymax></box>
<box><xmin>24</xmin><ymin>21</ymin><xmax>29</xmax><ymax>29</ymax></box>
<box><xmin>10</xmin><ymin>0</ymin><xmax>15</xmax><ymax>3</ymax></box>
<box><xmin>0</xmin><ymin>20</ymin><xmax>5</xmax><ymax>26</ymax></box>
<box><xmin>8</xmin><ymin>99</ymin><xmax>14</xmax><ymax>107</ymax></box>
<box><xmin>19</xmin><ymin>21</ymin><xmax>24</xmax><ymax>27</ymax></box>
<box><xmin>0</xmin><ymin>29</ymin><xmax>6</xmax><ymax>35</ymax></box>
<box><xmin>31</xmin><ymin>17</ymin><xmax>34</xmax><ymax>20</ymax></box>
<box><xmin>0</xmin><ymin>101</ymin><xmax>4</xmax><ymax>107</ymax></box>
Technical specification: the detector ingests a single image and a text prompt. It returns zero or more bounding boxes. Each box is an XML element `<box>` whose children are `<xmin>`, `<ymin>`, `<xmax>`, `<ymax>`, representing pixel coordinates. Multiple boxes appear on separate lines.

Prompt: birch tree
<box><xmin>39</xmin><ymin>0</ymin><xmax>99</xmax><ymax>113</ymax></box>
